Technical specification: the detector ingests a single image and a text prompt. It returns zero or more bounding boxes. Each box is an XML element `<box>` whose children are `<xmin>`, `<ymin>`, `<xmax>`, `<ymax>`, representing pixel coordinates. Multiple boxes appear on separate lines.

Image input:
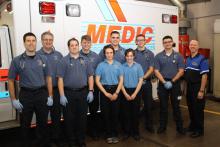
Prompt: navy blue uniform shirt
<box><xmin>134</xmin><ymin>48</ymin><xmax>154</xmax><ymax>73</ymax></box>
<box><xmin>99</xmin><ymin>45</ymin><xmax>125</xmax><ymax>63</ymax></box>
<box><xmin>8</xmin><ymin>52</ymin><xmax>51</xmax><ymax>88</ymax></box>
<box><xmin>37</xmin><ymin>48</ymin><xmax>63</xmax><ymax>87</ymax></box>
<box><xmin>56</xmin><ymin>54</ymin><xmax>94</xmax><ymax>88</ymax></box>
<box><xmin>154</xmin><ymin>50</ymin><xmax>185</xmax><ymax>79</ymax></box>
<box><xmin>185</xmin><ymin>53</ymin><xmax>209</xmax><ymax>83</ymax></box>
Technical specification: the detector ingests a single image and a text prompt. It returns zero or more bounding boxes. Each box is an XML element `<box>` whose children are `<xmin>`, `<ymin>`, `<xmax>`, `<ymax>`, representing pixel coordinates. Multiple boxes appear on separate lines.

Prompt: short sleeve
<box><xmin>44</xmin><ymin>58</ymin><xmax>52</xmax><ymax>76</ymax></box>
<box><xmin>154</xmin><ymin>55</ymin><xmax>160</xmax><ymax>70</ymax></box>
<box><xmin>118</xmin><ymin>64</ymin><xmax>123</xmax><ymax>77</ymax></box>
<box><xmin>177</xmin><ymin>54</ymin><xmax>185</xmax><ymax>69</ymax></box>
<box><xmin>149</xmin><ymin>51</ymin><xmax>155</xmax><ymax>67</ymax></box>
<box><xmin>200</xmin><ymin>58</ymin><xmax>209</xmax><ymax>74</ymax></box>
<box><xmin>86</xmin><ymin>62</ymin><xmax>94</xmax><ymax>77</ymax></box>
<box><xmin>8</xmin><ymin>59</ymin><xmax>19</xmax><ymax>79</ymax></box>
<box><xmin>137</xmin><ymin>64</ymin><xmax>144</xmax><ymax>78</ymax></box>
<box><xmin>56</xmin><ymin>59</ymin><xmax>66</xmax><ymax>78</ymax></box>
<box><xmin>95</xmin><ymin>63</ymin><xmax>102</xmax><ymax>77</ymax></box>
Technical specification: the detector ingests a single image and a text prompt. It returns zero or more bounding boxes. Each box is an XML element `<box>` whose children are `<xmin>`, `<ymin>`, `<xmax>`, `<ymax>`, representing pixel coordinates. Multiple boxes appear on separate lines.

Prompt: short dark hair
<box><xmin>125</xmin><ymin>48</ymin><xmax>135</xmax><ymax>56</ymax></box>
<box><xmin>103</xmin><ymin>44</ymin><xmax>115</xmax><ymax>55</ymax></box>
<box><xmin>23</xmin><ymin>32</ymin><xmax>36</xmax><ymax>42</ymax></box>
<box><xmin>136</xmin><ymin>34</ymin><xmax>145</xmax><ymax>40</ymax></box>
<box><xmin>162</xmin><ymin>35</ymin><xmax>173</xmax><ymax>41</ymax></box>
<box><xmin>41</xmin><ymin>31</ymin><xmax>54</xmax><ymax>40</ymax></box>
<box><xmin>110</xmin><ymin>31</ymin><xmax>120</xmax><ymax>36</ymax></box>
<box><xmin>81</xmin><ymin>35</ymin><xmax>91</xmax><ymax>42</ymax></box>
<box><xmin>67</xmin><ymin>37</ymin><xmax>79</xmax><ymax>47</ymax></box>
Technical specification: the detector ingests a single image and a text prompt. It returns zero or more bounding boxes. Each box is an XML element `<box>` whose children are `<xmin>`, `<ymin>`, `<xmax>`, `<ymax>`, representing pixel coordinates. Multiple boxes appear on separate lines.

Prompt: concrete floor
<box><xmin>0</xmin><ymin>98</ymin><xmax>220</xmax><ymax>147</ymax></box>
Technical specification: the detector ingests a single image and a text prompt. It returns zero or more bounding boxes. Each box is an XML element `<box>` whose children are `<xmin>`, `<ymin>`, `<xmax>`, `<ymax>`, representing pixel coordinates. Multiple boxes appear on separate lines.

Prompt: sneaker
<box><xmin>112</xmin><ymin>137</ymin><xmax>119</xmax><ymax>144</ymax></box>
<box><xmin>106</xmin><ymin>138</ymin><xmax>113</xmax><ymax>144</ymax></box>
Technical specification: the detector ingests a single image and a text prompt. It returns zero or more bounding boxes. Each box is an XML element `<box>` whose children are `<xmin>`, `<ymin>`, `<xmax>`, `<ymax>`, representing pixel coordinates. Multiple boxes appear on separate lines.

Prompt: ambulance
<box><xmin>0</xmin><ymin>0</ymin><xmax>179</xmax><ymax>129</ymax></box>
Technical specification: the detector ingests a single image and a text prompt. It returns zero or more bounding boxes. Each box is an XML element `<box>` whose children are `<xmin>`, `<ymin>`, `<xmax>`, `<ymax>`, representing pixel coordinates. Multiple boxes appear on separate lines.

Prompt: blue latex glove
<box><xmin>87</xmin><ymin>91</ymin><xmax>94</xmax><ymax>103</ymax></box>
<box><xmin>12</xmin><ymin>99</ymin><xmax>23</xmax><ymax>112</ymax></box>
<box><xmin>60</xmin><ymin>95</ymin><xmax>68</xmax><ymax>106</ymax></box>
<box><xmin>164</xmin><ymin>81</ymin><xmax>173</xmax><ymax>90</ymax></box>
<box><xmin>47</xmin><ymin>96</ymin><xmax>53</xmax><ymax>106</ymax></box>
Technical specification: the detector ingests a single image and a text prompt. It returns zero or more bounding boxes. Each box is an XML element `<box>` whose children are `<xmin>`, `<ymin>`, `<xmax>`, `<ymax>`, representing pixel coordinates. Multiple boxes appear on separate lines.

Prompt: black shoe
<box><xmin>79</xmin><ymin>143</ymin><xmax>86</xmax><ymax>147</ymax></box>
<box><xmin>133</xmin><ymin>135</ymin><xmax>140</xmax><ymax>141</ymax></box>
<box><xmin>186</xmin><ymin>127</ymin><xmax>194</xmax><ymax>132</ymax></box>
<box><xmin>122</xmin><ymin>134</ymin><xmax>130</xmax><ymax>140</ymax></box>
<box><xmin>190</xmin><ymin>132</ymin><xmax>204</xmax><ymax>138</ymax></box>
<box><xmin>146</xmin><ymin>127</ymin><xmax>155</xmax><ymax>133</ymax></box>
<box><xmin>157</xmin><ymin>127</ymin><xmax>166</xmax><ymax>134</ymax></box>
<box><xmin>90</xmin><ymin>132</ymin><xmax>99</xmax><ymax>140</ymax></box>
<box><xmin>177</xmin><ymin>128</ymin><xmax>186</xmax><ymax>135</ymax></box>
<box><xmin>69</xmin><ymin>142</ymin><xmax>78</xmax><ymax>147</ymax></box>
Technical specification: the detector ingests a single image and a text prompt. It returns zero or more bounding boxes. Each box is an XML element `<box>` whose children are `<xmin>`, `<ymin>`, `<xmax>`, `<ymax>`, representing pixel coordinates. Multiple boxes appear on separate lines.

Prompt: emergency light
<box><xmin>162</xmin><ymin>14</ymin><xmax>177</xmax><ymax>24</ymax></box>
<box><xmin>39</xmin><ymin>2</ymin><xmax>55</xmax><ymax>15</ymax></box>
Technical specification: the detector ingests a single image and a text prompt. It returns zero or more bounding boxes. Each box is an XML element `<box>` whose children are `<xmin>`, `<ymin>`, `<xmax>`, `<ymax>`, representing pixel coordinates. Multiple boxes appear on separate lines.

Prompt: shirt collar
<box><xmin>162</xmin><ymin>49</ymin><xmax>175</xmax><ymax>56</ymax></box>
<box><xmin>124</xmin><ymin>62</ymin><xmax>136</xmax><ymax>67</ymax></box>
<box><xmin>68</xmin><ymin>53</ymin><xmax>83</xmax><ymax>60</ymax></box>
<box><xmin>21</xmin><ymin>52</ymin><xmax>37</xmax><ymax>59</ymax></box>
<box><xmin>40</xmin><ymin>47</ymin><xmax>55</xmax><ymax>55</ymax></box>
<box><xmin>136</xmin><ymin>47</ymin><xmax>148</xmax><ymax>53</ymax></box>
<box><xmin>190</xmin><ymin>53</ymin><xmax>200</xmax><ymax>59</ymax></box>
<box><xmin>80</xmin><ymin>49</ymin><xmax>92</xmax><ymax>56</ymax></box>
<box><xmin>104</xmin><ymin>59</ymin><xmax>116</xmax><ymax>64</ymax></box>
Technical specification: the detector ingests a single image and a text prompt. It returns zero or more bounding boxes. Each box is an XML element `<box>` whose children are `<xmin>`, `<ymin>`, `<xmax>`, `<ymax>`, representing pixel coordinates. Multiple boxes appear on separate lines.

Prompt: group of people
<box><xmin>8</xmin><ymin>30</ymin><xmax>209</xmax><ymax>147</ymax></box>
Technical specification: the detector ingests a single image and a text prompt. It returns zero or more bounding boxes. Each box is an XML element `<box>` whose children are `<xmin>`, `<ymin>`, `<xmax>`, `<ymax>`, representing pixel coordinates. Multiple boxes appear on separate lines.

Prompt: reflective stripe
<box><xmin>185</xmin><ymin>67</ymin><xmax>200</xmax><ymax>71</ymax></box>
<box><xmin>200</xmin><ymin>70</ymin><xmax>209</xmax><ymax>74</ymax></box>
<box><xmin>0</xmin><ymin>91</ymin><xmax>10</xmax><ymax>99</ymax></box>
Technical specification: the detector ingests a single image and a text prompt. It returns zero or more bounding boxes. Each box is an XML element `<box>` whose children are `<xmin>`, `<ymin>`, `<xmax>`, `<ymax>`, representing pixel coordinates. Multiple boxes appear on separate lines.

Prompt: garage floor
<box><xmin>0</xmin><ymin>98</ymin><xmax>220</xmax><ymax>147</ymax></box>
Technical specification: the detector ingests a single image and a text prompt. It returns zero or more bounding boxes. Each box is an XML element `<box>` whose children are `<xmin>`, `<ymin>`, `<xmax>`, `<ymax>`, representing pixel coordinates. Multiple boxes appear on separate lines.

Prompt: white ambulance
<box><xmin>0</xmin><ymin>0</ymin><xmax>179</xmax><ymax>129</ymax></box>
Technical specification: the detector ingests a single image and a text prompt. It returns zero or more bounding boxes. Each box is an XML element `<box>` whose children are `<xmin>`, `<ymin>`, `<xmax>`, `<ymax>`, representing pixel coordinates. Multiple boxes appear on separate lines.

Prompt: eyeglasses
<box><xmin>136</xmin><ymin>39</ymin><xmax>145</xmax><ymax>42</ymax></box>
<box><xmin>43</xmin><ymin>39</ymin><xmax>53</xmax><ymax>42</ymax></box>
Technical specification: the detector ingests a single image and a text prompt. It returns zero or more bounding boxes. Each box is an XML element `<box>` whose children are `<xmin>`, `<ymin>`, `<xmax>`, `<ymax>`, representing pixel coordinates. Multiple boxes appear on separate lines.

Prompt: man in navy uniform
<box><xmin>154</xmin><ymin>35</ymin><xmax>185</xmax><ymax>134</ymax></box>
<box><xmin>8</xmin><ymin>32</ymin><xmax>53</xmax><ymax>147</ymax></box>
<box><xmin>185</xmin><ymin>40</ymin><xmax>209</xmax><ymax>138</ymax></box>
<box><xmin>134</xmin><ymin>34</ymin><xmax>155</xmax><ymax>133</ymax></box>
<box><xmin>80</xmin><ymin>35</ymin><xmax>101</xmax><ymax>139</ymax></box>
<box><xmin>57</xmin><ymin>38</ymin><xmax>94</xmax><ymax>147</ymax></box>
<box><xmin>99</xmin><ymin>31</ymin><xmax>125</xmax><ymax>63</ymax></box>
<box><xmin>38</xmin><ymin>31</ymin><xmax>63</xmax><ymax>146</ymax></box>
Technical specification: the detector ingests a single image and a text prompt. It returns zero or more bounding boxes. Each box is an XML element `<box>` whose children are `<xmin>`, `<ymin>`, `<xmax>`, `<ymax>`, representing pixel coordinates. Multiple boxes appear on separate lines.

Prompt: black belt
<box><xmin>64</xmin><ymin>86</ymin><xmax>87</xmax><ymax>92</ymax></box>
<box><xmin>103</xmin><ymin>85</ymin><xmax>117</xmax><ymax>89</ymax></box>
<box><xmin>21</xmin><ymin>86</ymin><xmax>46</xmax><ymax>92</ymax></box>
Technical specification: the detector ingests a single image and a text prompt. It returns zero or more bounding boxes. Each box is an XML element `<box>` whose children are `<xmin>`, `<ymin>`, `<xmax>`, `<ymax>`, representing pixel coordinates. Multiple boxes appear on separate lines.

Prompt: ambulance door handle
<box><xmin>5</xmin><ymin>81</ymin><xmax>8</xmax><ymax>91</ymax></box>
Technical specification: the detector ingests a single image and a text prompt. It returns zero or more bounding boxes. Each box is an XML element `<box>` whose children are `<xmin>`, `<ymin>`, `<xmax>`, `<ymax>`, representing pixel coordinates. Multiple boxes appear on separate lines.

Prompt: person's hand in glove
<box><xmin>87</xmin><ymin>91</ymin><xmax>94</xmax><ymax>103</ymax></box>
<box><xmin>47</xmin><ymin>96</ymin><xmax>53</xmax><ymax>106</ymax></box>
<box><xmin>60</xmin><ymin>95</ymin><xmax>68</xmax><ymax>106</ymax></box>
<box><xmin>164</xmin><ymin>81</ymin><xmax>173</xmax><ymax>90</ymax></box>
<box><xmin>12</xmin><ymin>99</ymin><xmax>23</xmax><ymax>112</ymax></box>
